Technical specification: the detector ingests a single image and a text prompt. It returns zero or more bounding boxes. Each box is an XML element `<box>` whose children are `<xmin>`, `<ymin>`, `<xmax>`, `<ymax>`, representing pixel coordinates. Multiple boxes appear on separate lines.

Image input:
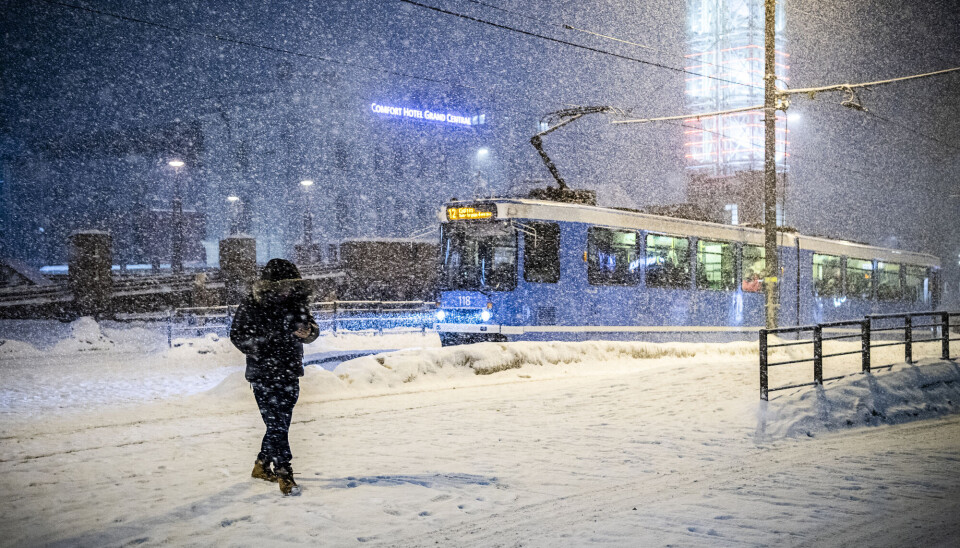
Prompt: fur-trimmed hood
<box><xmin>252</xmin><ymin>278</ymin><xmax>313</xmax><ymax>304</ymax></box>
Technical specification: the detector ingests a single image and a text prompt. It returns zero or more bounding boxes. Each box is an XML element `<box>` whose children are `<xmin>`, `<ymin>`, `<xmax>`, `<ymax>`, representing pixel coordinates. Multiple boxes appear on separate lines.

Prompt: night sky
<box><xmin>2</xmin><ymin>0</ymin><xmax>959</xmax><ymax>298</ymax></box>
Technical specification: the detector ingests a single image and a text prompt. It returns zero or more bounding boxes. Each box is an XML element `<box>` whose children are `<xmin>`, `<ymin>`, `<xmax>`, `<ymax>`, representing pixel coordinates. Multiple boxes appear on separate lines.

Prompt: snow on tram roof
<box><xmin>444</xmin><ymin>197</ymin><xmax>940</xmax><ymax>268</ymax></box>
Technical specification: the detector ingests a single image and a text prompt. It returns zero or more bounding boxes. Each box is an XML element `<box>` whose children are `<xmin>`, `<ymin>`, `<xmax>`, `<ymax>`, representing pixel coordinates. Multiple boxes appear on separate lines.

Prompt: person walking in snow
<box><xmin>229</xmin><ymin>258</ymin><xmax>319</xmax><ymax>496</ymax></box>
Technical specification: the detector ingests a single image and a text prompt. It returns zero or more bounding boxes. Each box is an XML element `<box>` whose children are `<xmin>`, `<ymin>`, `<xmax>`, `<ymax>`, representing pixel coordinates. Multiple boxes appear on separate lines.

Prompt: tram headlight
<box><xmin>435</xmin><ymin>310</ymin><xmax>447</xmax><ymax>322</ymax></box>
<box><xmin>480</xmin><ymin>310</ymin><xmax>492</xmax><ymax>322</ymax></box>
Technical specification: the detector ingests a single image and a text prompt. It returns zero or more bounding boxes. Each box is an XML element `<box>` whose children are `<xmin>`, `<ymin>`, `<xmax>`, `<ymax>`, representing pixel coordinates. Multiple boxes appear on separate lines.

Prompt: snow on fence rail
<box><xmin>167</xmin><ymin>300</ymin><xmax>437</xmax><ymax>346</ymax></box>
<box><xmin>759</xmin><ymin>311</ymin><xmax>960</xmax><ymax>400</ymax></box>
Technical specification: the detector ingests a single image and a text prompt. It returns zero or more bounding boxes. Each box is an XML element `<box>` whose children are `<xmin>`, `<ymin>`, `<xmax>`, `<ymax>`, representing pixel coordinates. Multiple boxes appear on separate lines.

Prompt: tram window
<box><xmin>440</xmin><ymin>222</ymin><xmax>517</xmax><ymax>292</ymax></box>
<box><xmin>813</xmin><ymin>254</ymin><xmax>843</xmax><ymax>297</ymax></box>
<box><xmin>587</xmin><ymin>227</ymin><xmax>641</xmax><ymax>286</ymax></box>
<box><xmin>877</xmin><ymin>262</ymin><xmax>902</xmax><ymax>300</ymax></box>
<box><xmin>904</xmin><ymin>265</ymin><xmax>929</xmax><ymax>303</ymax></box>
<box><xmin>742</xmin><ymin>245</ymin><xmax>765</xmax><ymax>293</ymax></box>
<box><xmin>646</xmin><ymin>234</ymin><xmax>690</xmax><ymax>289</ymax></box>
<box><xmin>846</xmin><ymin>258</ymin><xmax>874</xmax><ymax>299</ymax></box>
<box><xmin>696</xmin><ymin>240</ymin><xmax>735</xmax><ymax>291</ymax></box>
<box><xmin>524</xmin><ymin>222</ymin><xmax>560</xmax><ymax>284</ymax></box>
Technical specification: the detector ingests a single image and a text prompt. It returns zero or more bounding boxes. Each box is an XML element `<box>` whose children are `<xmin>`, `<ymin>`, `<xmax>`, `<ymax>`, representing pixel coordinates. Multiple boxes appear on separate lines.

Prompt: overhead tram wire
<box><xmin>558</xmin><ymin>25</ymin><xmax>764</xmax><ymax>83</ymax></box>
<box><xmin>457</xmin><ymin>0</ymin><xmax>763</xmax><ymax>84</ymax></box>
<box><xmin>398</xmin><ymin>0</ymin><xmax>763</xmax><ymax>92</ymax></box>
<box><xmin>663</xmin><ymin>116</ymin><xmax>954</xmax><ymax>183</ymax></box>
<box><xmin>37</xmin><ymin>0</ymin><xmax>762</xmax><ymax>128</ymax></box>
<box><xmin>781</xmin><ymin>66</ymin><xmax>960</xmax><ymax>156</ymax></box>
<box><xmin>861</xmin><ymin>109</ymin><xmax>960</xmax><ymax>155</ymax></box>
<box><xmin>35</xmin><ymin>0</ymin><xmax>461</xmax><ymax>89</ymax></box>
<box><xmin>459</xmin><ymin>0</ymin><xmax>550</xmax><ymax>25</ymax></box>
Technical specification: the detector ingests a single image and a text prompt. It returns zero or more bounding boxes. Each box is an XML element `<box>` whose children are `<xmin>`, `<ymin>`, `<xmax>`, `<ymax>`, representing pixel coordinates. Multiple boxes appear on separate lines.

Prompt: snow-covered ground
<box><xmin>1</xmin><ymin>318</ymin><xmax>959</xmax><ymax>547</ymax></box>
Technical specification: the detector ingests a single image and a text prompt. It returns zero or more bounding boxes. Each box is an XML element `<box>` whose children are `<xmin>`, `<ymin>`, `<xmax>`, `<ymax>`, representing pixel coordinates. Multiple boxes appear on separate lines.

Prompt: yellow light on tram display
<box><xmin>446</xmin><ymin>205</ymin><xmax>495</xmax><ymax>221</ymax></box>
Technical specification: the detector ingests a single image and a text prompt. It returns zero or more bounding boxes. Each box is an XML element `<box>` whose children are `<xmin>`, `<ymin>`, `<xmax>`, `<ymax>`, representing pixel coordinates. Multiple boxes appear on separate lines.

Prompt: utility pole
<box><xmin>763</xmin><ymin>0</ymin><xmax>780</xmax><ymax>329</ymax></box>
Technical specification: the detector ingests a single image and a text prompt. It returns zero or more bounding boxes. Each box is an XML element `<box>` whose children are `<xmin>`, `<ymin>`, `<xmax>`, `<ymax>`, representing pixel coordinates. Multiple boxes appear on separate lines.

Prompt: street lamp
<box><xmin>473</xmin><ymin>148</ymin><xmax>489</xmax><ymax>197</ymax></box>
<box><xmin>168</xmin><ymin>159</ymin><xmax>185</xmax><ymax>273</ymax></box>
<box><xmin>299</xmin><ymin>180</ymin><xmax>315</xmax><ymax>262</ymax></box>
<box><xmin>226</xmin><ymin>196</ymin><xmax>241</xmax><ymax>236</ymax></box>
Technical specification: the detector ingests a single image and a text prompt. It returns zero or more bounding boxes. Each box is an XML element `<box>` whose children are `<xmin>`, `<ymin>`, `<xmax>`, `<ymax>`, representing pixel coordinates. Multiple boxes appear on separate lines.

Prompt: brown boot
<box><xmin>276</xmin><ymin>463</ymin><xmax>301</xmax><ymax>496</ymax></box>
<box><xmin>251</xmin><ymin>458</ymin><xmax>278</xmax><ymax>482</ymax></box>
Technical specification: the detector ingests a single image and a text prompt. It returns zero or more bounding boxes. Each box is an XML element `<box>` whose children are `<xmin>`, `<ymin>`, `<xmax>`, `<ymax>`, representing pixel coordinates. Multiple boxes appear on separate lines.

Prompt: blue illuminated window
<box><xmin>588</xmin><ymin>227</ymin><xmax>641</xmax><ymax>286</ymax></box>
<box><xmin>646</xmin><ymin>234</ymin><xmax>690</xmax><ymax>289</ymax></box>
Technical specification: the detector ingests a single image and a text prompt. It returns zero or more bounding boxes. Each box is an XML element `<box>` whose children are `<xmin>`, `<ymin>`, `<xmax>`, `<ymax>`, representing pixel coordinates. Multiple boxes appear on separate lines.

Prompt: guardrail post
<box><xmin>377</xmin><ymin>301</ymin><xmax>383</xmax><ymax>336</ymax></box>
<box><xmin>904</xmin><ymin>315</ymin><xmax>913</xmax><ymax>365</ymax></box>
<box><xmin>813</xmin><ymin>325</ymin><xmax>823</xmax><ymax>385</ymax></box>
<box><xmin>332</xmin><ymin>301</ymin><xmax>338</xmax><ymax>335</ymax></box>
<box><xmin>167</xmin><ymin>309</ymin><xmax>174</xmax><ymax>348</ymax></box>
<box><xmin>862</xmin><ymin>318</ymin><xmax>871</xmax><ymax>373</ymax></box>
<box><xmin>759</xmin><ymin>329</ymin><xmax>769</xmax><ymax>401</ymax></box>
<box><xmin>943</xmin><ymin>312</ymin><xmax>951</xmax><ymax>360</ymax></box>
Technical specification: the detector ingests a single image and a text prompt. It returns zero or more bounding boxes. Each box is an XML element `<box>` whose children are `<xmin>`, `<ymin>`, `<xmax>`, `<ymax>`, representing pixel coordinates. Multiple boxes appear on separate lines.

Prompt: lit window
<box><xmin>877</xmin><ymin>263</ymin><xmax>901</xmax><ymax>300</ymax></box>
<box><xmin>646</xmin><ymin>234</ymin><xmax>690</xmax><ymax>289</ymax></box>
<box><xmin>440</xmin><ymin>222</ymin><xmax>517</xmax><ymax>292</ymax></box>
<box><xmin>696</xmin><ymin>240</ymin><xmax>735</xmax><ymax>291</ymax></box>
<box><xmin>813</xmin><ymin>254</ymin><xmax>842</xmax><ymax>297</ymax></box>
<box><xmin>904</xmin><ymin>265</ymin><xmax>929</xmax><ymax>303</ymax></box>
<box><xmin>846</xmin><ymin>258</ymin><xmax>873</xmax><ymax>299</ymax></box>
<box><xmin>742</xmin><ymin>245</ymin><xmax>765</xmax><ymax>292</ymax></box>
<box><xmin>588</xmin><ymin>227</ymin><xmax>641</xmax><ymax>286</ymax></box>
<box><xmin>724</xmin><ymin>204</ymin><xmax>739</xmax><ymax>225</ymax></box>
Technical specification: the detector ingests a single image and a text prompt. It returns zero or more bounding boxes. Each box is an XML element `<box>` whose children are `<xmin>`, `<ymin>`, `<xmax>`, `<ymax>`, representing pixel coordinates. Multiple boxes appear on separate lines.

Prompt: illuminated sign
<box><xmin>370</xmin><ymin>103</ymin><xmax>484</xmax><ymax>127</ymax></box>
<box><xmin>446</xmin><ymin>205</ymin><xmax>496</xmax><ymax>221</ymax></box>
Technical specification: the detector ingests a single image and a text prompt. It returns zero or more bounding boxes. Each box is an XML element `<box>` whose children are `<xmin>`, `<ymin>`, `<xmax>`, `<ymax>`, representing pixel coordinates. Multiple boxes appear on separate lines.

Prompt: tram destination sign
<box><xmin>446</xmin><ymin>204</ymin><xmax>496</xmax><ymax>221</ymax></box>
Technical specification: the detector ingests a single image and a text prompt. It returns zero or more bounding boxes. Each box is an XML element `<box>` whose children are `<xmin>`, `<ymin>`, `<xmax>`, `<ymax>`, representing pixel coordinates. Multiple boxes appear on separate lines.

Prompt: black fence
<box><xmin>168</xmin><ymin>300</ymin><xmax>437</xmax><ymax>347</ymax></box>
<box><xmin>759</xmin><ymin>311</ymin><xmax>959</xmax><ymax>400</ymax></box>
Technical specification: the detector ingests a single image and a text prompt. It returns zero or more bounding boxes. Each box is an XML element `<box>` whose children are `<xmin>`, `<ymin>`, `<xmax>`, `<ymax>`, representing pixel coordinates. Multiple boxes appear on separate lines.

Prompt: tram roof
<box><xmin>443</xmin><ymin>198</ymin><xmax>940</xmax><ymax>268</ymax></box>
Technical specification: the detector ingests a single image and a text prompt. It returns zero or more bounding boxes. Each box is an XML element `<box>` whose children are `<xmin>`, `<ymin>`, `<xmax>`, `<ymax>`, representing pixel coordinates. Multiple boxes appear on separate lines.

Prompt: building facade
<box><xmin>196</xmin><ymin>67</ymin><xmax>517</xmax><ymax>264</ymax></box>
<box><xmin>684</xmin><ymin>0</ymin><xmax>789</xmax><ymax>227</ymax></box>
<box><xmin>685</xmin><ymin>0</ymin><xmax>788</xmax><ymax>176</ymax></box>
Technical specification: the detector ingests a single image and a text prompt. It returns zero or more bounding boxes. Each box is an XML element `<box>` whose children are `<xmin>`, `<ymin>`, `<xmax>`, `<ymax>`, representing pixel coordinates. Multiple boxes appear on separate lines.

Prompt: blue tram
<box><xmin>435</xmin><ymin>198</ymin><xmax>940</xmax><ymax>345</ymax></box>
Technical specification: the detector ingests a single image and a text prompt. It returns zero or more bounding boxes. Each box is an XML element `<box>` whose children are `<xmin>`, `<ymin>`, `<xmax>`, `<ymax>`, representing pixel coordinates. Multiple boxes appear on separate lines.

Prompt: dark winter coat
<box><xmin>230</xmin><ymin>261</ymin><xmax>320</xmax><ymax>383</ymax></box>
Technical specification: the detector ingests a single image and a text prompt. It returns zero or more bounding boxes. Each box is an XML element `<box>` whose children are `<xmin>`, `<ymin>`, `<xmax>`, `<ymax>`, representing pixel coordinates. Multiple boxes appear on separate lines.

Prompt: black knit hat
<box><xmin>261</xmin><ymin>258</ymin><xmax>302</xmax><ymax>282</ymax></box>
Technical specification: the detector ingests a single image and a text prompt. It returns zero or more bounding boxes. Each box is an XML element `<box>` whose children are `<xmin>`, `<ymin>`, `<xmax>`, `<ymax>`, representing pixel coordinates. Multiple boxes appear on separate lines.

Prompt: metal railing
<box><xmin>167</xmin><ymin>300</ymin><xmax>437</xmax><ymax>347</ymax></box>
<box><xmin>310</xmin><ymin>300</ymin><xmax>436</xmax><ymax>335</ymax></box>
<box><xmin>759</xmin><ymin>311</ymin><xmax>959</xmax><ymax>400</ymax></box>
<box><xmin>168</xmin><ymin>305</ymin><xmax>236</xmax><ymax>346</ymax></box>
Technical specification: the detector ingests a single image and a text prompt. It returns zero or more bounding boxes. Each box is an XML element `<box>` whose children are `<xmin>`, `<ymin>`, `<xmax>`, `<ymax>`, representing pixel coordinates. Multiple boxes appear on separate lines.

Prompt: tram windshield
<box><xmin>440</xmin><ymin>222</ymin><xmax>517</xmax><ymax>291</ymax></box>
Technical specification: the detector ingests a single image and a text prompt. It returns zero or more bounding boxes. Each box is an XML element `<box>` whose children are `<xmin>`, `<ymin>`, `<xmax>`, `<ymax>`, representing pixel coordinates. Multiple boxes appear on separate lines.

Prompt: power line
<box><xmin>562</xmin><ymin>24</ymin><xmax>656</xmax><ymax>52</ymax></box>
<box><xmin>458</xmin><ymin>0</ymin><xmax>763</xmax><ymax>84</ymax></box>
<box><xmin>862</xmin><ymin>109</ymin><xmax>960</xmax><ymax>154</ymax></box>
<box><xmin>35</xmin><ymin>0</ymin><xmax>466</xmax><ymax>89</ymax></box>
<box><xmin>459</xmin><ymin>0</ymin><xmax>549</xmax><ymax>26</ymax></box>
<box><xmin>461</xmin><ymin>0</ymin><xmax>658</xmax><ymax>53</ymax></box>
<box><xmin>398</xmin><ymin>0</ymin><xmax>762</xmax><ymax>92</ymax></box>
<box><xmin>31</xmin><ymin>0</ymin><xmax>576</xmax><ymax>124</ymax></box>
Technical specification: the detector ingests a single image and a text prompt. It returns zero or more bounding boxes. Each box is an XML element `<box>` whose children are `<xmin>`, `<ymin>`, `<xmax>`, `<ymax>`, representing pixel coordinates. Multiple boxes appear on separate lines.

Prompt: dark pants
<box><xmin>251</xmin><ymin>380</ymin><xmax>300</xmax><ymax>466</ymax></box>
